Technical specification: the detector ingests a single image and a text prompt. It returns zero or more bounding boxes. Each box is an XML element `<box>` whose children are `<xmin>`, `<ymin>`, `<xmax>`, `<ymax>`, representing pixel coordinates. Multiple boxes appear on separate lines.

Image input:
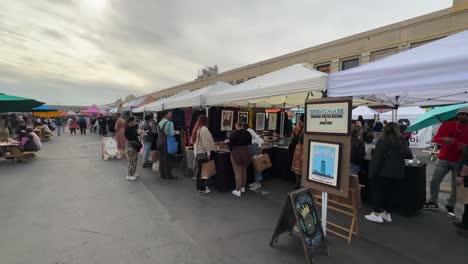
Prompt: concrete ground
<box><xmin>0</xmin><ymin>133</ymin><xmax>466</xmax><ymax>264</ymax></box>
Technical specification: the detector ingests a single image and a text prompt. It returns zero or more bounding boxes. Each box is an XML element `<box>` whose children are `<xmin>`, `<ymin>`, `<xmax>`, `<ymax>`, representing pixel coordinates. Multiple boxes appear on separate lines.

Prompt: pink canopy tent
<box><xmin>80</xmin><ymin>105</ymin><xmax>105</xmax><ymax>115</ymax></box>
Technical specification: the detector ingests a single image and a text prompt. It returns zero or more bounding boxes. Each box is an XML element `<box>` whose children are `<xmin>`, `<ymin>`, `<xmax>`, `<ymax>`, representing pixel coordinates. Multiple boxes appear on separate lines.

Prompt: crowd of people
<box><xmin>3</xmin><ymin>106</ymin><xmax>466</xmax><ymax>238</ymax></box>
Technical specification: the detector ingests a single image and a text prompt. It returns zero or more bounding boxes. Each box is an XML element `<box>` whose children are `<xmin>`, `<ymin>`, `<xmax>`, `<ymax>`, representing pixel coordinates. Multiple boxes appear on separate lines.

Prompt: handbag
<box><xmin>252</xmin><ymin>153</ymin><xmax>272</xmax><ymax>173</ymax></box>
<box><xmin>201</xmin><ymin>160</ymin><xmax>216</xmax><ymax>179</ymax></box>
<box><xmin>166</xmin><ymin>121</ymin><xmax>179</xmax><ymax>154</ymax></box>
<box><xmin>130</xmin><ymin>140</ymin><xmax>142</xmax><ymax>151</ymax></box>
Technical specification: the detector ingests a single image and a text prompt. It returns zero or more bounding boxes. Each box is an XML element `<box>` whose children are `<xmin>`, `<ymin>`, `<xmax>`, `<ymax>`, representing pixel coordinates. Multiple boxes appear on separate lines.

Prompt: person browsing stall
<box><xmin>247</xmin><ymin>126</ymin><xmax>264</xmax><ymax>191</ymax></box>
<box><xmin>365</xmin><ymin>122</ymin><xmax>412</xmax><ymax>224</ymax></box>
<box><xmin>124</xmin><ymin>117</ymin><xmax>145</xmax><ymax>181</ymax></box>
<box><xmin>192</xmin><ymin>115</ymin><xmax>216</xmax><ymax>194</ymax></box>
<box><xmin>424</xmin><ymin>106</ymin><xmax>468</xmax><ymax>219</ymax></box>
<box><xmin>157</xmin><ymin>111</ymin><xmax>178</xmax><ymax>180</ymax></box>
<box><xmin>229</xmin><ymin>118</ymin><xmax>252</xmax><ymax>197</ymax></box>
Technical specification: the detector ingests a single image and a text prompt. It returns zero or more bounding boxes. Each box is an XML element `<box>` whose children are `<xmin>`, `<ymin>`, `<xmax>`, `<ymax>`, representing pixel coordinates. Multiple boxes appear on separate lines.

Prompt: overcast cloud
<box><xmin>0</xmin><ymin>0</ymin><xmax>452</xmax><ymax>105</ymax></box>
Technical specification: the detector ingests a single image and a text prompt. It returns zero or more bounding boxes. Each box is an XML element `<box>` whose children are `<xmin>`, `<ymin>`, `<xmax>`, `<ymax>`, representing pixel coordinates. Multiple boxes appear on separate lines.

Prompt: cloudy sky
<box><xmin>0</xmin><ymin>0</ymin><xmax>452</xmax><ymax>106</ymax></box>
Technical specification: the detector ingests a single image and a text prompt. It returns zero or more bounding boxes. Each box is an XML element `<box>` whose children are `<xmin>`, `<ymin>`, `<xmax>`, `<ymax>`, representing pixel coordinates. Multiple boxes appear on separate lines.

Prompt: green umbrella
<box><xmin>0</xmin><ymin>93</ymin><xmax>44</xmax><ymax>113</ymax></box>
<box><xmin>406</xmin><ymin>103</ymin><xmax>468</xmax><ymax>133</ymax></box>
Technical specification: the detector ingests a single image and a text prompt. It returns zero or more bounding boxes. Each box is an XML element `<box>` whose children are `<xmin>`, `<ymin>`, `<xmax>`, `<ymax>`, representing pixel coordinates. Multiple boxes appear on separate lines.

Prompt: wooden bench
<box><xmin>2</xmin><ymin>146</ymin><xmax>36</xmax><ymax>162</ymax></box>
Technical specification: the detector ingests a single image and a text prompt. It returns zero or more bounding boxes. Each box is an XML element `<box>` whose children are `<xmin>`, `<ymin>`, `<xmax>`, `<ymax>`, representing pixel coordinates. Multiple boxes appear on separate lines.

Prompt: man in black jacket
<box><xmin>455</xmin><ymin>146</ymin><xmax>468</xmax><ymax>238</ymax></box>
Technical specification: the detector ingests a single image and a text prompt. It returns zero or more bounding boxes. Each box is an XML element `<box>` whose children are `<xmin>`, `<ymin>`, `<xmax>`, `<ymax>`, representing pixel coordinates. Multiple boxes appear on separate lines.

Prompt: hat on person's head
<box><xmin>457</xmin><ymin>106</ymin><xmax>468</xmax><ymax>115</ymax></box>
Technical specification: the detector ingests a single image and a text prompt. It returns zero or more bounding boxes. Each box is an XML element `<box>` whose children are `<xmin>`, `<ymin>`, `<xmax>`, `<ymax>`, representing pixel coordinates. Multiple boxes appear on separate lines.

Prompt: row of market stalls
<box><xmin>123</xmin><ymin>29</ymin><xmax>468</xmax><ymax>149</ymax></box>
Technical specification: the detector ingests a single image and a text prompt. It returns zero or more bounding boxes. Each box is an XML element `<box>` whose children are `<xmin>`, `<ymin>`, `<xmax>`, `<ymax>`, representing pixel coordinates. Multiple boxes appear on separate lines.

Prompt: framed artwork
<box><xmin>221</xmin><ymin>110</ymin><xmax>234</xmax><ymax>131</ymax></box>
<box><xmin>306</xmin><ymin>140</ymin><xmax>342</xmax><ymax>188</ymax></box>
<box><xmin>238</xmin><ymin>111</ymin><xmax>249</xmax><ymax>123</ymax></box>
<box><xmin>255</xmin><ymin>113</ymin><xmax>266</xmax><ymax>131</ymax></box>
<box><xmin>305</xmin><ymin>100</ymin><xmax>351</xmax><ymax>135</ymax></box>
<box><xmin>268</xmin><ymin>113</ymin><xmax>277</xmax><ymax>131</ymax></box>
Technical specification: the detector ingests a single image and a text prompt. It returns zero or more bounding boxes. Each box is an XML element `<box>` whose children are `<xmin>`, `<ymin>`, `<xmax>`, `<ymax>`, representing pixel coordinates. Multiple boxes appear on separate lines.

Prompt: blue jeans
<box><xmin>429</xmin><ymin>159</ymin><xmax>459</xmax><ymax>209</ymax></box>
<box><xmin>56</xmin><ymin>125</ymin><xmax>62</xmax><ymax>136</ymax></box>
<box><xmin>142</xmin><ymin>141</ymin><xmax>152</xmax><ymax>164</ymax></box>
<box><xmin>249</xmin><ymin>143</ymin><xmax>263</xmax><ymax>182</ymax></box>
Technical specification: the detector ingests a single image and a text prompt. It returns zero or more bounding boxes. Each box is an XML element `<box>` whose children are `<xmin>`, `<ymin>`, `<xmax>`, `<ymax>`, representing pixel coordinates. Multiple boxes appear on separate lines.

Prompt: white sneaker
<box><xmin>249</xmin><ymin>182</ymin><xmax>262</xmax><ymax>191</ymax></box>
<box><xmin>128</xmin><ymin>176</ymin><xmax>137</xmax><ymax>181</ymax></box>
<box><xmin>241</xmin><ymin>187</ymin><xmax>245</xmax><ymax>193</ymax></box>
<box><xmin>381</xmin><ymin>212</ymin><xmax>392</xmax><ymax>223</ymax></box>
<box><xmin>248</xmin><ymin>183</ymin><xmax>255</xmax><ymax>188</ymax></box>
<box><xmin>232</xmin><ymin>190</ymin><xmax>241</xmax><ymax>197</ymax></box>
<box><xmin>125</xmin><ymin>175</ymin><xmax>132</xmax><ymax>180</ymax></box>
<box><xmin>365</xmin><ymin>213</ymin><xmax>384</xmax><ymax>223</ymax></box>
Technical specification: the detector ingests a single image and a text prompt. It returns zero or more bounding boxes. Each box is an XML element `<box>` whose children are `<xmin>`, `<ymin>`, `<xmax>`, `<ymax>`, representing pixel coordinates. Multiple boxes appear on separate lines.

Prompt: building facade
<box><xmin>148</xmin><ymin>1</ymin><xmax>468</xmax><ymax>100</ymax></box>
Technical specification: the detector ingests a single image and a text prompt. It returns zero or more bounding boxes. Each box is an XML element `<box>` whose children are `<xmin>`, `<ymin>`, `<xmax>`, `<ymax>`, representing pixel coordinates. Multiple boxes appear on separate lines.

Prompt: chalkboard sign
<box><xmin>270</xmin><ymin>187</ymin><xmax>328</xmax><ymax>263</ymax></box>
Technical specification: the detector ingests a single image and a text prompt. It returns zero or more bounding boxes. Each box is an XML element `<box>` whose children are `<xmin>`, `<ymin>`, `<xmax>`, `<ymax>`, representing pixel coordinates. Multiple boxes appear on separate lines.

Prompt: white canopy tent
<box><xmin>163</xmin><ymin>82</ymin><xmax>233</xmax><ymax>110</ymax></box>
<box><xmin>379</xmin><ymin>106</ymin><xmax>426</xmax><ymax>123</ymax></box>
<box><xmin>352</xmin><ymin>106</ymin><xmax>379</xmax><ymax>120</ymax></box>
<box><xmin>132</xmin><ymin>90</ymin><xmax>191</xmax><ymax>113</ymax></box>
<box><xmin>327</xmin><ymin>30</ymin><xmax>468</xmax><ymax>107</ymax></box>
<box><xmin>206</xmin><ymin>64</ymin><xmax>327</xmax><ymax>108</ymax></box>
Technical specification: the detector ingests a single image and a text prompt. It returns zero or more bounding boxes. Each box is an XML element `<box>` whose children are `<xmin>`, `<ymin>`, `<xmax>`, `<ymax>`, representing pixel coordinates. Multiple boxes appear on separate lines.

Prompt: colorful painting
<box><xmin>221</xmin><ymin>110</ymin><xmax>234</xmax><ymax>131</ymax></box>
<box><xmin>256</xmin><ymin>113</ymin><xmax>266</xmax><ymax>131</ymax></box>
<box><xmin>307</xmin><ymin>140</ymin><xmax>341</xmax><ymax>187</ymax></box>
<box><xmin>238</xmin><ymin>111</ymin><xmax>249</xmax><ymax>124</ymax></box>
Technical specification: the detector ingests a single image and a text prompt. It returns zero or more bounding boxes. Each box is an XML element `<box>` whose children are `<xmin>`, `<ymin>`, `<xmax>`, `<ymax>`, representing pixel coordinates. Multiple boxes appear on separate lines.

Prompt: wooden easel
<box><xmin>314</xmin><ymin>175</ymin><xmax>361</xmax><ymax>245</ymax></box>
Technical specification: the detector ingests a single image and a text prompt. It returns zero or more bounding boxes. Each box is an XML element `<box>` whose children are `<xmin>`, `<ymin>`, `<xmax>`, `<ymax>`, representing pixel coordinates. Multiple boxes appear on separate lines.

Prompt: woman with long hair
<box><xmin>365</xmin><ymin>122</ymin><xmax>413</xmax><ymax>223</ymax></box>
<box><xmin>114</xmin><ymin>114</ymin><xmax>127</xmax><ymax>157</ymax></box>
<box><xmin>229</xmin><ymin>118</ymin><xmax>252</xmax><ymax>197</ymax></box>
<box><xmin>124</xmin><ymin>117</ymin><xmax>145</xmax><ymax>181</ymax></box>
<box><xmin>192</xmin><ymin>115</ymin><xmax>216</xmax><ymax>194</ymax></box>
<box><xmin>291</xmin><ymin>114</ymin><xmax>305</xmax><ymax>189</ymax></box>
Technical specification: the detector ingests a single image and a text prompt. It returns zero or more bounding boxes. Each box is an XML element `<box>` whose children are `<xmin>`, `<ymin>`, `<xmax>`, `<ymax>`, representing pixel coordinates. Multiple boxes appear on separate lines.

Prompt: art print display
<box><xmin>221</xmin><ymin>110</ymin><xmax>234</xmax><ymax>131</ymax></box>
<box><xmin>238</xmin><ymin>111</ymin><xmax>249</xmax><ymax>123</ymax></box>
<box><xmin>305</xmin><ymin>100</ymin><xmax>351</xmax><ymax>135</ymax></box>
<box><xmin>307</xmin><ymin>140</ymin><xmax>342</xmax><ymax>188</ymax></box>
<box><xmin>268</xmin><ymin>113</ymin><xmax>277</xmax><ymax>131</ymax></box>
<box><xmin>256</xmin><ymin>113</ymin><xmax>266</xmax><ymax>131</ymax></box>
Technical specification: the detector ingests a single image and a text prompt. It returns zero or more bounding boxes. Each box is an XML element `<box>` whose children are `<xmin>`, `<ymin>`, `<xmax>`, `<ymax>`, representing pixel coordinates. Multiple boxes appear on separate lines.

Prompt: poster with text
<box><xmin>307</xmin><ymin>140</ymin><xmax>341</xmax><ymax>188</ymax></box>
<box><xmin>305</xmin><ymin>100</ymin><xmax>351</xmax><ymax>135</ymax></box>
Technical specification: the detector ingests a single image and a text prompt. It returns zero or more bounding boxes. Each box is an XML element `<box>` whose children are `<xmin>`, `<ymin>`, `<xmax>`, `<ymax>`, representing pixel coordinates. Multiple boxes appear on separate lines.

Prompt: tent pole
<box><xmin>205</xmin><ymin>106</ymin><xmax>209</xmax><ymax>117</ymax></box>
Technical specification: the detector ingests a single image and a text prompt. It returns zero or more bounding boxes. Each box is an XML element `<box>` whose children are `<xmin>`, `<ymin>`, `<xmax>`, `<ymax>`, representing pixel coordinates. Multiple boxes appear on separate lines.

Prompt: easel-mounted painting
<box><xmin>306</xmin><ymin>140</ymin><xmax>342</xmax><ymax>188</ymax></box>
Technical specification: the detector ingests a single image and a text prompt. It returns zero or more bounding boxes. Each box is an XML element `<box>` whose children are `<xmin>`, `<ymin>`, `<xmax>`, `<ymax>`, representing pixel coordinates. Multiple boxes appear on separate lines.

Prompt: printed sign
<box><xmin>270</xmin><ymin>187</ymin><xmax>328</xmax><ymax>264</ymax></box>
<box><xmin>305</xmin><ymin>100</ymin><xmax>351</xmax><ymax>135</ymax></box>
<box><xmin>256</xmin><ymin>113</ymin><xmax>266</xmax><ymax>131</ymax></box>
<box><xmin>102</xmin><ymin>137</ymin><xmax>121</xmax><ymax>160</ymax></box>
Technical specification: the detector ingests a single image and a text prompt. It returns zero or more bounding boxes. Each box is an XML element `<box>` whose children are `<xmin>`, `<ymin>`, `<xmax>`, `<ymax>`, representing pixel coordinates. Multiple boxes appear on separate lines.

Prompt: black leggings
<box><xmin>80</xmin><ymin>126</ymin><xmax>86</xmax><ymax>135</ymax></box>
<box><xmin>371</xmin><ymin>177</ymin><xmax>394</xmax><ymax>213</ymax></box>
<box><xmin>70</xmin><ymin>128</ymin><xmax>76</xmax><ymax>134</ymax></box>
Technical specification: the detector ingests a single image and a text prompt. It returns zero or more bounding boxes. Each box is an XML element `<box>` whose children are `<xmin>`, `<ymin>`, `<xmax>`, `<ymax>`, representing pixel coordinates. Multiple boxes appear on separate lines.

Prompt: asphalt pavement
<box><xmin>0</xmin><ymin>133</ymin><xmax>466</xmax><ymax>264</ymax></box>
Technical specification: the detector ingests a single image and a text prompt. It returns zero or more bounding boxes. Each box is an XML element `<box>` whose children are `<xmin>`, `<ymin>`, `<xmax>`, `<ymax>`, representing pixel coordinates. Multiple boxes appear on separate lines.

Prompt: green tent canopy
<box><xmin>0</xmin><ymin>93</ymin><xmax>44</xmax><ymax>113</ymax></box>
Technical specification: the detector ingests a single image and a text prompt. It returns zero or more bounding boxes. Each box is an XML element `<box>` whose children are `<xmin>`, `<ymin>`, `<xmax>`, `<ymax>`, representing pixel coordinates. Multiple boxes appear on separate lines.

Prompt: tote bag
<box><xmin>166</xmin><ymin>121</ymin><xmax>179</xmax><ymax>154</ymax></box>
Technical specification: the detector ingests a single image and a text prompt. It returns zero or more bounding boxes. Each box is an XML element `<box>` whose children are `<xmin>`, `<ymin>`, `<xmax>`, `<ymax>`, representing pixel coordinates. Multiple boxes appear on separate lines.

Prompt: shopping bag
<box><xmin>201</xmin><ymin>160</ymin><xmax>216</xmax><ymax>180</ymax></box>
<box><xmin>252</xmin><ymin>153</ymin><xmax>272</xmax><ymax>173</ymax></box>
<box><xmin>150</xmin><ymin>151</ymin><xmax>160</xmax><ymax>162</ymax></box>
<box><xmin>152</xmin><ymin>161</ymin><xmax>160</xmax><ymax>172</ymax></box>
<box><xmin>457</xmin><ymin>185</ymin><xmax>468</xmax><ymax>204</ymax></box>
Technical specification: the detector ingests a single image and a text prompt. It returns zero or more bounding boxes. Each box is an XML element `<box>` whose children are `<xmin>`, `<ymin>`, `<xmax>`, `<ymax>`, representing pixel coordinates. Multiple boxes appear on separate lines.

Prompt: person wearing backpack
<box><xmin>157</xmin><ymin>111</ymin><xmax>177</xmax><ymax>180</ymax></box>
<box><xmin>78</xmin><ymin>116</ymin><xmax>87</xmax><ymax>135</ymax></box>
